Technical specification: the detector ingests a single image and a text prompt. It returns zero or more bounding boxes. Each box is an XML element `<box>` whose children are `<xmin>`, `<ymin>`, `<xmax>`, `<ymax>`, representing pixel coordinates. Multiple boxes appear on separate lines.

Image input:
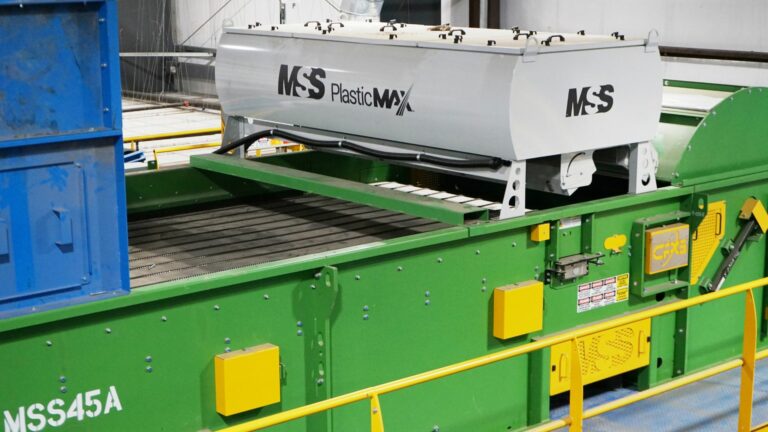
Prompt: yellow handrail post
<box><xmin>568</xmin><ymin>338</ymin><xmax>583</xmax><ymax>432</ymax></box>
<box><xmin>370</xmin><ymin>393</ymin><xmax>384</xmax><ymax>432</ymax></box>
<box><xmin>738</xmin><ymin>289</ymin><xmax>757</xmax><ymax>431</ymax></box>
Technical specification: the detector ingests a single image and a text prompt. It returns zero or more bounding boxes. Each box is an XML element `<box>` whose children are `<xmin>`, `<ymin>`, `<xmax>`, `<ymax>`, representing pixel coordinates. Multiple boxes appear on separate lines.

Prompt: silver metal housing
<box><xmin>215</xmin><ymin>23</ymin><xmax>664</xmax><ymax>217</ymax></box>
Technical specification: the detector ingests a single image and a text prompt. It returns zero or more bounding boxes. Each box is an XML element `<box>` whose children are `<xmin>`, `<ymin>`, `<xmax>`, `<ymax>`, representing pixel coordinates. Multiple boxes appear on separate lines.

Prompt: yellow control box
<box><xmin>549</xmin><ymin>319</ymin><xmax>651</xmax><ymax>395</ymax></box>
<box><xmin>215</xmin><ymin>343</ymin><xmax>280</xmax><ymax>416</ymax></box>
<box><xmin>530</xmin><ymin>223</ymin><xmax>551</xmax><ymax>242</ymax></box>
<box><xmin>493</xmin><ymin>280</ymin><xmax>544</xmax><ymax>340</ymax></box>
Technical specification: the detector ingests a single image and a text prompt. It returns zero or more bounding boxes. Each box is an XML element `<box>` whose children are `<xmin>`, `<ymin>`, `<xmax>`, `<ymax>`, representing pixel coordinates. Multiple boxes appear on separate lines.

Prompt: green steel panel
<box><xmin>664</xmin><ymin>79</ymin><xmax>745</xmax><ymax>93</ymax></box>
<box><xmin>1</xmin><ymin>151</ymin><xmax>768</xmax><ymax>431</ymax></box>
<box><xmin>191</xmin><ymin>154</ymin><xmax>489</xmax><ymax>225</ymax></box>
<box><xmin>126</xmin><ymin>166</ymin><xmax>277</xmax><ymax>216</ymax></box>
<box><xmin>656</xmin><ymin>87</ymin><xmax>768</xmax><ymax>186</ymax></box>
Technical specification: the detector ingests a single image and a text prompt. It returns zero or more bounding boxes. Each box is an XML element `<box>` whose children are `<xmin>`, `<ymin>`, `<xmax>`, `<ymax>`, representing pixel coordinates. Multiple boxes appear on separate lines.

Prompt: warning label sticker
<box><xmin>577</xmin><ymin>273</ymin><xmax>629</xmax><ymax>313</ymax></box>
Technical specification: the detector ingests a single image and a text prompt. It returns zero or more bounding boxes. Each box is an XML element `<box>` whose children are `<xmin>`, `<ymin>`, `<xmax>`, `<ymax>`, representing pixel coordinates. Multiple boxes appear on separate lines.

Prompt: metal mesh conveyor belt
<box><xmin>128</xmin><ymin>194</ymin><xmax>449</xmax><ymax>287</ymax></box>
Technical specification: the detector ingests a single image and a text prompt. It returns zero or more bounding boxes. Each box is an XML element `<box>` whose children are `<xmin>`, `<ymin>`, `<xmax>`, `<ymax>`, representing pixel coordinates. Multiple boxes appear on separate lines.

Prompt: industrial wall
<box><xmin>173</xmin><ymin>0</ymin><xmax>440</xmax><ymax>51</ymax></box>
<box><xmin>167</xmin><ymin>0</ymin><xmax>440</xmax><ymax>96</ymax></box>
<box><xmin>119</xmin><ymin>0</ymin><xmax>175</xmax><ymax>95</ymax></box>
<box><xmin>499</xmin><ymin>0</ymin><xmax>768</xmax><ymax>52</ymax></box>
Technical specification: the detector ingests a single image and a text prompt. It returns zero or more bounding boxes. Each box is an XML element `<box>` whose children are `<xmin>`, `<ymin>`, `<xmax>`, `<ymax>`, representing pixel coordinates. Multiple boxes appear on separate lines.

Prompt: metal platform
<box><xmin>128</xmin><ymin>194</ymin><xmax>449</xmax><ymax>287</ymax></box>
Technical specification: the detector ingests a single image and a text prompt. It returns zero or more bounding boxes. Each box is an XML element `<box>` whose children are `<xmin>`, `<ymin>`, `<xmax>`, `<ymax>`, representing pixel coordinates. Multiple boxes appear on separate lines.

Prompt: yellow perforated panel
<box><xmin>549</xmin><ymin>319</ymin><xmax>651</xmax><ymax>395</ymax></box>
<box><xmin>691</xmin><ymin>201</ymin><xmax>726</xmax><ymax>285</ymax></box>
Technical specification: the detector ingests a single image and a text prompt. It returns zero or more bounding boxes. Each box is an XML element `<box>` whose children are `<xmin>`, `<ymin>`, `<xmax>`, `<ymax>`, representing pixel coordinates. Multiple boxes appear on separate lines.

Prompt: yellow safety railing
<box><xmin>220</xmin><ymin>277</ymin><xmax>768</xmax><ymax>432</ymax></box>
<box><xmin>151</xmin><ymin>142</ymin><xmax>220</xmax><ymax>169</ymax></box>
<box><xmin>124</xmin><ymin>127</ymin><xmax>222</xmax><ymax>151</ymax></box>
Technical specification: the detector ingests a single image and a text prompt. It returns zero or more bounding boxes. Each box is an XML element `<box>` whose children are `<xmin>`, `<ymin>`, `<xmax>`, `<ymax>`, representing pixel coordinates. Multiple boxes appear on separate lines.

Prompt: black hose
<box><xmin>214</xmin><ymin>129</ymin><xmax>507</xmax><ymax>169</ymax></box>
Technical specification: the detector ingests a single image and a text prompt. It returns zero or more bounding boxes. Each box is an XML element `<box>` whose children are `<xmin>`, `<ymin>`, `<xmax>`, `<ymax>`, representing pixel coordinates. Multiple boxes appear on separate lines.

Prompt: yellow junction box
<box><xmin>549</xmin><ymin>318</ymin><xmax>651</xmax><ymax>395</ymax></box>
<box><xmin>493</xmin><ymin>280</ymin><xmax>544</xmax><ymax>340</ymax></box>
<box><xmin>215</xmin><ymin>343</ymin><xmax>281</xmax><ymax>416</ymax></box>
<box><xmin>530</xmin><ymin>223</ymin><xmax>551</xmax><ymax>242</ymax></box>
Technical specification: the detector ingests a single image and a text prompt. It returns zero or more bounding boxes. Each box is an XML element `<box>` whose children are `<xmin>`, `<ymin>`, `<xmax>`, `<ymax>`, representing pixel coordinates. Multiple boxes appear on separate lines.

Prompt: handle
<box><xmin>453</xmin><ymin>34</ymin><xmax>463</xmax><ymax>44</ymax></box>
<box><xmin>487</xmin><ymin>40</ymin><xmax>496</xmax><ymax>46</ymax></box>
<box><xmin>448</xmin><ymin>28</ymin><xmax>466</xmax><ymax>36</ymax></box>
<box><xmin>638</xmin><ymin>330</ymin><xmax>648</xmax><ymax>355</ymax></box>
<box><xmin>247</xmin><ymin>22</ymin><xmax>262</xmax><ymax>29</ymax></box>
<box><xmin>327</xmin><ymin>22</ymin><xmax>344</xmax><ymax>31</ymax></box>
<box><xmin>0</xmin><ymin>219</ymin><xmax>8</xmax><ymax>258</ymax></box>
<box><xmin>511</xmin><ymin>27</ymin><xmax>534</xmax><ymax>35</ymax></box>
<box><xmin>304</xmin><ymin>20</ymin><xmax>321</xmax><ymax>30</ymax></box>
<box><xmin>438</xmin><ymin>33</ymin><xmax>447</xmax><ymax>40</ymax></box>
<box><xmin>577</xmin><ymin>30</ymin><xmax>586</xmax><ymax>35</ymax></box>
<box><xmin>389</xmin><ymin>34</ymin><xmax>397</xmax><ymax>40</ymax></box>
<box><xmin>513</xmin><ymin>32</ymin><xmax>532</xmax><ymax>40</ymax></box>
<box><xmin>541</xmin><ymin>35</ymin><xmax>565</xmax><ymax>46</ymax></box>
<box><xmin>379</xmin><ymin>24</ymin><xmax>397</xmax><ymax>32</ymax></box>
<box><xmin>611</xmin><ymin>31</ymin><xmax>625</xmax><ymax>40</ymax></box>
<box><xmin>53</xmin><ymin>207</ymin><xmax>73</xmax><ymax>248</ymax></box>
<box><xmin>270</xmin><ymin>25</ymin><xmax>279</xmax><ymax>31</ymax></box>
<box><xmin>558</xmin><ymin>353</ymin><xmax>568</xmax><ymax>381</ymax></box>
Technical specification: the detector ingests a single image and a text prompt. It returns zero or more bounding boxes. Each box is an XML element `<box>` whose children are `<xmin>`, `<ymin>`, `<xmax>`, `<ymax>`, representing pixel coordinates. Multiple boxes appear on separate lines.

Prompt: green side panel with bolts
<box><xmin>654</xmin><ymin>87</ymin><xmax>768</xmax><ymax>185</ymax></box>
<box><xmin>3</xmin><ymin>86</ymin><xmax>768</xmax><ymax>430</ymax></box>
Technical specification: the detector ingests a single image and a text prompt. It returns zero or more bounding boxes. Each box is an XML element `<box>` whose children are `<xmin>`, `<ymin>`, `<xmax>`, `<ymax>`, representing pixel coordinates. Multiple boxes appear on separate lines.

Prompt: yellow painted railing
<box><xmin>151</xmin><ymin>142</ymin><xmax>220</xmax><ymax>169</ymax></box>
<box><xmin>220</xmin><ymin>277</ymin><xmax>768</xmax><ymax>432</ymax></box>
<box><xmin>124</xmin><ymin>127</ymin><xmax>221</xmax><ymax>151</ymax></box>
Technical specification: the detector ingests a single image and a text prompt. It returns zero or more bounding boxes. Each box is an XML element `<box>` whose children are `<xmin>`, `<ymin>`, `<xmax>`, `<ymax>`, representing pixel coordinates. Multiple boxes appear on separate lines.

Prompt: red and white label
<box><xmin>577</xmin><ymin>273</ymin><xmax>629</xmax><ymax>313</ymax></box>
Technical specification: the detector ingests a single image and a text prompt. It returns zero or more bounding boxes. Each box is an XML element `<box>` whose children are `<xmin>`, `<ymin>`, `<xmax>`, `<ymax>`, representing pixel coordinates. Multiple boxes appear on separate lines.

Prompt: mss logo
<box><xmin>277</xmin><ymin>64</ymin><xmax>326</xmax><ymax>99</ymax></box>
<box><xmin>566</xmin><ymin>85</ymin><xmax>614</xmax><ymax>117</ymax></box>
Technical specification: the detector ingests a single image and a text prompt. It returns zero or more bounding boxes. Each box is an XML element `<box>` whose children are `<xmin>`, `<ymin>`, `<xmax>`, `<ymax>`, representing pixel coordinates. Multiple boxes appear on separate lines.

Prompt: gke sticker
<box><xmin>3</xmin><ymin>386</ymin><xmax>122</xmax><ymax>432</ymax></box>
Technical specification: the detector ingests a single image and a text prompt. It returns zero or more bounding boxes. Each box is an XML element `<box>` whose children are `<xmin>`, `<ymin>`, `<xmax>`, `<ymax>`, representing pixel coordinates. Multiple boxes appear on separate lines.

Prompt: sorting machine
<box><xmin>2</xmin><ymin>2</ymin><xmax>768</xmax><ymax>431</ymax></box>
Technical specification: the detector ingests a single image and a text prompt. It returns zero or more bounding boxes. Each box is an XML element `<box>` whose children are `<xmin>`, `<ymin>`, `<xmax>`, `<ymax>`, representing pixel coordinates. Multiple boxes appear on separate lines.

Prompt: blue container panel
<box><xmin>0</xmin><ymin>0</ymin><xmax>128</xmax><ymax>317</ymax></box>
<box><xmin>0</xmin><ymin>139</ymin><xmax>128</xmax><ymax>317</ymax></box>
<box><xmin>2</xmin><ymin>163</ymin><xmax>88</xmax><ymax>299</ymax></box>
<box><xmin>0</xmin><ymin>3</ymin><xmax>107</xmax><ymax>141</ymax></box>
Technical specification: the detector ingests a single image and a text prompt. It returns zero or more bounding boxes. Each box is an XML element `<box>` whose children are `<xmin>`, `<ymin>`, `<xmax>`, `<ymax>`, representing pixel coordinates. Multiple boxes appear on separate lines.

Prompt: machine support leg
<box><xmin>628</xmin><ymin>142</ymin><xmax>658</xmax><ymax>194</ymax></box>
<box><xmin>500</xmin><ymin>160</ymin><xmax>526</xmax><ymax>219</ymax></box>
<box><xmin>738</xmin><ymin>289</ymin><xmax>757</xmax><ymax>431</ymax></box>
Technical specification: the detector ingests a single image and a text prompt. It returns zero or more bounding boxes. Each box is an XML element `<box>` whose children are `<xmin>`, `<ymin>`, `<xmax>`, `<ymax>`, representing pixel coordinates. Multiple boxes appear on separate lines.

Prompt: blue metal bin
<box><xmin>0</xmin><ymin>0</ymin><xmax>129</xmax><ymax>316</ymax></box>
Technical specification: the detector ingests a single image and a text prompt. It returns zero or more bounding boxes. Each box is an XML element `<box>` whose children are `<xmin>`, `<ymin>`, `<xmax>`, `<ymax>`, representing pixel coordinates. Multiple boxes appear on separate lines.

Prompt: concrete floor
<box><xmin>550</xmin><ymin>358</ymin><xmax>768</xmax><ymax>431</ymax></box>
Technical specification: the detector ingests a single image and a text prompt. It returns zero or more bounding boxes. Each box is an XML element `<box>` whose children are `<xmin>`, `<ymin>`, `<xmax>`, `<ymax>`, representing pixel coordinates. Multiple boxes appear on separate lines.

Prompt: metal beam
<box><xmin>120</xmin><ymin>52</ymin><xmax>214</xmax><ymax>58</ymax></box>
<box><xmin>660</xmin><ymin>46</ymin><xmax>768</xmax><ymax>63</ymax></box>
<box><xmin>190</xmin><ymin>154</ymin><xmax>489</xmax><ymax>225</ymax></box>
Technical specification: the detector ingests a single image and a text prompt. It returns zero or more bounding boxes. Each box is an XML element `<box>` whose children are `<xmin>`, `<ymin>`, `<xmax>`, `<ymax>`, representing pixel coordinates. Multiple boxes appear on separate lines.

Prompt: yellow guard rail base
<box><xmin>219</xmin><ymin>277</ymin><xmax>768</xmax><ymax>432</ymax></box>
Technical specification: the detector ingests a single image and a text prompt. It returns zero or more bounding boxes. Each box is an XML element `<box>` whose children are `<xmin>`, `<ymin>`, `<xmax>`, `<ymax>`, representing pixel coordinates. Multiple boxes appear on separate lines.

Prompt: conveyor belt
<box><xmin>128</xmin><ymin>194</ymin><xmax>449</xmax><ymax>287</ymax></box>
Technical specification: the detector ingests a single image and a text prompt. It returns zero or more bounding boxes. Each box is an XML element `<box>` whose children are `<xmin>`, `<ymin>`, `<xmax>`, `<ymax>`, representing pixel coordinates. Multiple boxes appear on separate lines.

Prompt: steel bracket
<box><xmin>628</xmin><ymin>142</ymin><xmax>658</xmax><ymax>195</ymax></box>
<box><xmin>545</xmin><ymin>252</ymin><xmax>604</xmax><ymax>283</ymax></box>
<box><xmin>302</xmin><ymin>265</ymin><xmax>340</xmax><ymax>432</ymax></box>
<box><xmin>523</xmin><ymin>37</ymin><xmax>539</xmax><ymax>63</ymax></box>
<box><xmin>500</xmin><ymin>160</ymin><xmax>527</xmax><ymax>219</ymax></box>
<box><xmin>645</xmin><ymin>29</ymin><xmax>660</xmax><ymax>53</ymax></box>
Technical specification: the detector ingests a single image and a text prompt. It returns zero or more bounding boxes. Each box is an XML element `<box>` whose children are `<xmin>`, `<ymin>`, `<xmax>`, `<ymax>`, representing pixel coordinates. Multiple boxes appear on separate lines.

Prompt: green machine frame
<box><xmin>2</xmin><ymin>83</ymin><xmax>768</xmax><ymax>431</ymax></box>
